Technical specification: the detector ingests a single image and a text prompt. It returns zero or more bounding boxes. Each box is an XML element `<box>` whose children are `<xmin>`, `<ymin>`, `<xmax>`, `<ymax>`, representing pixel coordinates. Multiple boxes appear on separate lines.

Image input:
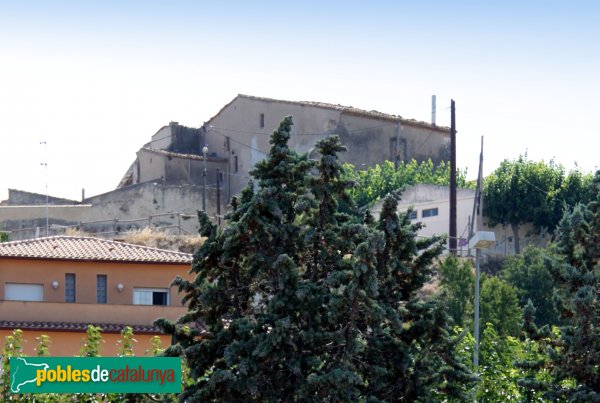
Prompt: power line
<box><xmin>150</xmin><ymin>120</ymin><xmax>406</xmax><ymax>145</ymax></box>
<box><xmin>208</xmin><ymin>121</ymin><xmax>400</xmax><ymax>137</ymax></box>
<box><xmin>145</xmin><ymin>128</ymin><xmax>268</xmax><ymax>157</ymax></box>
<box><xmin>209</xmin><ymin>128</ymin><xmax>268</xmax><ymax>156</ymax></box>
<box><xmin>518</xmin><ymin>175</ymin><xmax>575</xmax><ymax>209</ymax></box>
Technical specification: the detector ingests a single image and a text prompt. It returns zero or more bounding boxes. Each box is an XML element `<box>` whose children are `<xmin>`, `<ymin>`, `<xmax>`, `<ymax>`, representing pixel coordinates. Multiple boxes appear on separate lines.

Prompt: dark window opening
<box><xmin>260</xmin><ymin>113</ymin><xmax>265</xmax><ymax>128</ymax></box>
<box><xmin>65</xmin><ymin>273</ymin><xmax>76</xmax><ymax>303</ymax></box>
<box><xmin>97</xmin><ymin>275</ymin><xmax>107</xmax><ymax>304</ymax></box>
<box><xmin>408</xmin><ymin>210</ymin><xmax>417</xmax><ymax>220</ymax></box>
<box><xmin>422</xmin><ymin>208</ymin><xmax>439</xmax><ymax>218</ymax></box>
<box><xmin>234</xmin><ymin>155</ymin><xmax>238</xmax><ymax>173</ymax></box>
<box><xmin>152</xmin><ymin>292</ymin><xmax>168</xmax><ymax>306</ymax></box>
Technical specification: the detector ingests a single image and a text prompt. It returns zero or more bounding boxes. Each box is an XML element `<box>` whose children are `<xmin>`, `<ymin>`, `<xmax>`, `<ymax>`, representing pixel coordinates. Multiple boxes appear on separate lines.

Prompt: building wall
<box><xmin>163</xmin><ymin>155</ymin><xmax>226</xmax><ymax>187</ymax></box>
<box><xmin>481</xmin><ymin>221</ymin><xmax>551</xmax><ymax>257</ymax></box>
<box><xmin>151</xmin><ymin>125</ymin><xmax>172</xmax><ymax>150</ymax></box>
<box><xmin>205</xmin><ymin>96</ymin><xmax>450</xmax><ymax>197</ymax></box>
<box><xmin>0</xmin><ymin>183</ymin><xmax>227</xmax><ymax>240</ymax></box>
<box><xmin>0</xmin><ymin>329</ymin><xmax>171</xmax><ymax>356</ymax></box>
<box><xmin>83</xmin><ymin>183</ymin><xmax>226</xmax><ymax>231</ymax></box>
<box><xmin>134</xmin><ymin>148</ymin><xmax>228</xmax><ymax>198</ymax></box>
<box><xmin>207</xmin><ymin>97</ymin><xmax>346</xmax><ymax>197</ymax></box>
<box><xmin>135</xmin><ymin>149</ymin><xmax>166</xmax><ymax>184</ymax></box>
<box><xmin>0</xmin><ymin>301</ymin><xmax>188</xmax><ymax>327</ymax></box>
<box><xmin>0</xmin><ymin>257</ymin><xmax>191</xmax><ymax>356</ymax></box>
<box><xmin>371</xmin><ymin>184</ymin><xmax>551</xmax><ymax>257</ymax></box>
<box><xmin>371</xmin><ymin>184</ymin><xmax>477</xmax><ymax>254</ymax></box>
<box><xmin>0</xmin><ymin>258</ymin><xmax>191</xmax><ymax>306</ymax></box>
<box><xmin>2</xmin><ymin>189</ymin><xmax>80</xmax><ymax>206</ymax></box>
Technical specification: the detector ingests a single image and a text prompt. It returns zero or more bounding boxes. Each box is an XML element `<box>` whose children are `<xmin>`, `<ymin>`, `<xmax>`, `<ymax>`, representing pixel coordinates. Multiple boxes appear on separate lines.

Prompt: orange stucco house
<box><xmin>0</xmin><ymin>236</ymin><xmax>194</xmax><ymax>356</ymax></box>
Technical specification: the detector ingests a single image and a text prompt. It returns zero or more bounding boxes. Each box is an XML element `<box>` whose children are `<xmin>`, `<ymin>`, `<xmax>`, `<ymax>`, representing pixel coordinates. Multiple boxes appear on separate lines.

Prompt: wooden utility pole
<box><xmin>449</xmin><ymin>100</ymin><xmax>457</xmax><ymax>255</ymax></box>
<box><xmin>468</xmin><ymin>136</ymin><xmax>484</xmax><ymax>255</ymax></box>
<box><xmin>216</xmin><ymin>169</ymin><xmax>221</xmax><ymax>226</ymax></box>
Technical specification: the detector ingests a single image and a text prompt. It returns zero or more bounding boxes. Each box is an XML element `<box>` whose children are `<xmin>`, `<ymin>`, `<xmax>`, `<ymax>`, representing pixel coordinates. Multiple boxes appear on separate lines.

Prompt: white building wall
<box><xmin>371</xmin><ymin>184</ymin><xmax>477</xmax><ymax>254</ymax></box>
<box><xmin>150</xmin><ymin>126</ymin><xmax>172</xmax><ymax>150</ymax></box>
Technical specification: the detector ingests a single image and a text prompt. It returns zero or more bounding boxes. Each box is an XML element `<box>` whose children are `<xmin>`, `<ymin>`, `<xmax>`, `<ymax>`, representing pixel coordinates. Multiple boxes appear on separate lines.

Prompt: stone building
<box><xmin>121</xmin><ymin>94</ymin><xmax>451</xmax><ymax>204</ymax></box>
<box><xmin>0</xmin><ymin>95</ymin><xmax>450</xmax><ymax>240</ymax></box>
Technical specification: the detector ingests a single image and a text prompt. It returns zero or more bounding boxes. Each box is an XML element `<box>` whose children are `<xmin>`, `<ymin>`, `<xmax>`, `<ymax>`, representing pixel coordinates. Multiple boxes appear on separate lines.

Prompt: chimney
<box><xmin>431</xmin><ymin>95</ymin><xmax>436</xmax><ymax>126</ymax></box>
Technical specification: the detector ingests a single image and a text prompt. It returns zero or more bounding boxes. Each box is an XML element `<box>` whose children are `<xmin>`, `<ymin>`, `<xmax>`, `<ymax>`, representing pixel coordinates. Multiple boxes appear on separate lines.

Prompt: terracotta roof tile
<box><xmin>140</xmin><ymin>147</ymin><xmax>227</xmax><ymax>162</ymax></box>
<box><xmin>0</xmin><ymin>236</ymin><xmax>192</xmax><ymax>264</ymax></box>
<box><xmin>0</xmin><ymin>320</ymin><xmax>163</xmax><ymax>334</ymax></box>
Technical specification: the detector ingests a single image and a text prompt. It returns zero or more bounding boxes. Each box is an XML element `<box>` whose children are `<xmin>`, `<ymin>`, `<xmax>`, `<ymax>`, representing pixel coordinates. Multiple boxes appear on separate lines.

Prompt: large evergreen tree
<box><xmin>157</xmin><ymin>117</ymin><xmax>475</xmax><ymax>401</ymax></box>
<box><xmin>521</xmin><ymin>171</ymin><xmax>600</xmax><ymax>401</ymax></box>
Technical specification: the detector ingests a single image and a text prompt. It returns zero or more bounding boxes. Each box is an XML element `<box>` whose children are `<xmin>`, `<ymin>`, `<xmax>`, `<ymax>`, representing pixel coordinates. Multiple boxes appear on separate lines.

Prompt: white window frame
<box><xmin>132</xmin><ymin>288</ymin><xmax>170</xmax><ymax>306</ymax></box>
<box><xmin>5</xmin><ymin>283</ymin><xmax>44</xmax><ymax>302</ymax></box>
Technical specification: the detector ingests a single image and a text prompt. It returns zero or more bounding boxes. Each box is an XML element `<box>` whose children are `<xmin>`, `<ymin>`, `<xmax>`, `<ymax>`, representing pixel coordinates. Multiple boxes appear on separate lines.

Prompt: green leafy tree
<box><xmin>439</xmin><ymin>255</ymin><xmax>474</xmax><ymax>328</ymax></box>
<box><xmin>479</xmin><ymin>276</ymin><xmax>521</xmax><ymax>338</ymax></box>
<box><xmin>1</xmin><ymin>329</ymin><xmax>24</xmax><ymax>401</ymax></box>
<box><xmin>483</xmin><ymin>156</ymin><xmax>563</xmax><ymax>253</ymax></box>
<box><xmin>502</xmin><ymin>245</ymin><xmax>561</xmax><ymax>327</ymax></box>
<box><xmin>483</xmin><ymin>156</ymin><xmax>594</xmax><ymax>254</ymax></box>
<box><xmin>550</xmin><ymin>167</ymin><xmax>595</xmax><ymax>230</ymax></box>
<box><xmin>79</xmin><ymin>324</ymin><xmax>103</xmax><ymax>357</ymax></box>
<box><xmin>342</xmin><ymin>159</ymin><xmax>471</xmax><ymax>208</ymax></box>
<box><xmin>157</xmin><ymin>117</ymin><xmax>476</xmax><ymax>401</ymax></box>
<box><xmin>452</xmin><ymin>322</ymin><xmax>550</xmax><ymax>402</ymax></box>
<box><xmin>118</xmin><ymin>326</ymin><xmax>136</xmax><ymax>357</ymax></box>
<box><xmin>35</xmin><ymin>334</ymin><xmax>51</xmax><ymax>357</ymax></box>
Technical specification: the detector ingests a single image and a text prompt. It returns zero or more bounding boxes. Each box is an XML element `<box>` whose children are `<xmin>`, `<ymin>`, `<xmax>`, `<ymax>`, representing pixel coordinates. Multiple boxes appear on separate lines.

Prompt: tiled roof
<box><xmin>140</xmin><ymin>147</ymin><xmax>227</xmax><ymax>162</ymax></box>
<box><xmin>0</xmin><ymin>320</ymin><xmax>163</xmax><ymax>334</ymax></box>
<box><xmin>229</xmin><ymin>94</ymin><xmax>450</xmax><ymax>132</ymax></box>
<box><xmin>0</xmin><ymin>236</ymin><xmax>192</xmax><ymax>264</ymax></box>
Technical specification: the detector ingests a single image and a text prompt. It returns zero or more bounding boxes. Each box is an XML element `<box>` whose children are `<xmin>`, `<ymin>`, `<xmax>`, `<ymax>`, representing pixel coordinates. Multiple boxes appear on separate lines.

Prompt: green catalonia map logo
<box><xmin>10</xmin><ymin>357</ymin><xmax>181</xmax><ymax>394</ymax></box>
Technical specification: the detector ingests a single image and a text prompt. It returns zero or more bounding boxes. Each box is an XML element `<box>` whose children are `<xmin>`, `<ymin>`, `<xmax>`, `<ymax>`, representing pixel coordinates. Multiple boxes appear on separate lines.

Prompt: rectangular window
<box><xmin>234</xmin><ymin>155</ymin><xmax>238</xmax><ymax>173</ymax></box>
<box><xmin>422</xmin><ymin>208</ymin><xmax>439</xmax><ymax>218</ymax></box>
<box><xmin>407</xmin><ymin>210</ymin><xmax>417</xmax><ymax>220</ymax></box>
<box><xmin>5</xmin><ymin>283</ymin><xmax>43</xmax><ymax>302</ymax></box>
<box><xmin>390</xmin><ymin>138</ymin><xmax>398</xmax><ymax>160</ymax></box>
<box><xmin>65</xmin><ymin>273</ymin><xmax>76</xmax><ymax>303</ymax></box>
<box><xmin>97</xmin><ymin>275</ymin><xmax>107</xmax><ymax>304</ymax></box>
<box><xmin>259</xmin><ymin>113</ymin><xmax>265</xmax><ymax>128</ymax></box>
<box><xmin>133</xmin><ymin>288</ymin><xmax>170</xmax><ymax>306</ymax></box>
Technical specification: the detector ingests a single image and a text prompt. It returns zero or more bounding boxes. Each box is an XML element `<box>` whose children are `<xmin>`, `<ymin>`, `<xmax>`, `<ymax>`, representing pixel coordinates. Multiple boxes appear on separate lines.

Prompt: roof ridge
<box><xmin>69</xmin><ymin>235</ymin><xmax>193</xmax><ymax>257</ymax></box>
<box><xmin>0</xmin><ymin>235</ymin><xmax>193</xmax><ymax>263</ymax></box>
<box><xmin>2</xmin><ymin>235</ymin><xmax>191</xmax><ymax>256</ymax></box>
<box><xmin>235</xmin><ymin>94</ymin><xmax>449</xmax><ymax>131</ymax></box>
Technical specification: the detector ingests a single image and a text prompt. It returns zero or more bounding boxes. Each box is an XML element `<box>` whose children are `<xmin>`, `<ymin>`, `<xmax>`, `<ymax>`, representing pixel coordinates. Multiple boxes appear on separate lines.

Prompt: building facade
<box><xmin>371</xmin><ymin>184</ymin><xmax>550</xmax><ymax>257</ymax></box>
<box><xmin>371</xmin><ymin>184</ymin><xmax>477</xmax><ymax>255</ymax></box>
<box><xmin>0</xmin><ymin>236</ymin><xmax>193</xmax><ymax>355</ymax></box>
<box><xmin>0</xmin><ymin>95</ymin><xmax>450</xmax><ymax>239</ymax></box>
<box><xmin>121</xmin><ymin>94</ymin><xmax>450</xmax><ymax>205</ymax></box>
<box><xmin>203</xmin><ymin>95</ymin><xmax>450</xmax><ymax>201</ymax></box>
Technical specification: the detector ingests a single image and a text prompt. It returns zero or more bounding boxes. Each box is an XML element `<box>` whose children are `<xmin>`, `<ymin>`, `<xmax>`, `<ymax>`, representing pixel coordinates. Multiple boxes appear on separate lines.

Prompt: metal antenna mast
<box><xmin>40</xmin><ymin>141</ymin><xmax>49</xmax><ymax>237</ymax></box>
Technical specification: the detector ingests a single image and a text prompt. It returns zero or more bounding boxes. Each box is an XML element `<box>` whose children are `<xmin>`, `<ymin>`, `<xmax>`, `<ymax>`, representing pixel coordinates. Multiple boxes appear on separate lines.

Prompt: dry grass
<box><xmin>64</xmin><ymin>227</ymin><xmax>204</xmax><ymax>254</ymax></box>
<box><xmin>64</xmin><ymin>227</ymin><xmax>89</xmax><ymax>237</ymax></box>
<box><xmin>122</xmin><ymin>228</ymin><xmax>204</xmax><ymax>254</ymax></box>
<box><xmin>419</xmin><ymin>279</ymin><xmax>440</xmax><ymax>298</ymax></box>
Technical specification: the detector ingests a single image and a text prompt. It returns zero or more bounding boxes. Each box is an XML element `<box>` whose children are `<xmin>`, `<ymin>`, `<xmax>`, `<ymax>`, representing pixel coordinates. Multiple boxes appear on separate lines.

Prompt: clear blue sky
<box><xmin>1</xmin><ymin>1</ymin><xmax>598</xmax><ymax>201</ymax></box>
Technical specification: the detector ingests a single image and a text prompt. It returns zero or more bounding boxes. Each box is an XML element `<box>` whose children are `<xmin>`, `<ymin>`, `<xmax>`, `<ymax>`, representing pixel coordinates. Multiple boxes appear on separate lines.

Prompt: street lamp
<box><xmin>468</xmin><ymin>231</ymin><xmax>496</xmax><ymax>369</ymax></box>
<box><xmin>202</xmin><ymin>145</ymin><xmax>208</xmax><ymax>212</ymax></box>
